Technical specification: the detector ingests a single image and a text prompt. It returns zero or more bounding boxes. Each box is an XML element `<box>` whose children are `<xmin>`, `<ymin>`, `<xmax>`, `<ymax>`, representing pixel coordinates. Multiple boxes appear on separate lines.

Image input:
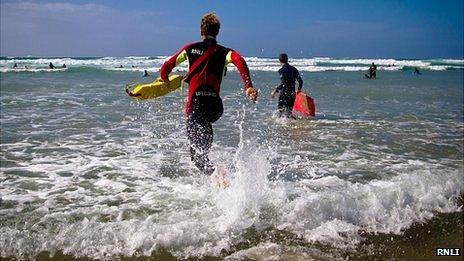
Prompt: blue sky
<box><xmin>1</xmin><ymin>0</ymin><xmax>463</xmax><ymax>58</ymax></box>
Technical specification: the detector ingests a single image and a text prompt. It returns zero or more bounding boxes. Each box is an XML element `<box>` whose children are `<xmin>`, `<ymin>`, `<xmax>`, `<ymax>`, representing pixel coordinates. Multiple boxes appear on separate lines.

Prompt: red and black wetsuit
<box><xmin>160</xmin><ymin>38</ymin><xmax>253</xmax><ymax>174</ymax></box>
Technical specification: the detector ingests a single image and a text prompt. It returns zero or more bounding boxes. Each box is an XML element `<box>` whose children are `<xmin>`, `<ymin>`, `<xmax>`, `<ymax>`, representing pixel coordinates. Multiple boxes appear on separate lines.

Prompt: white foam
<box><xmin>1</xmin><ymin>95</ymin><xmax>462</xmax><ymax>259</ymax></box>
<box><xmin>0</xmin><ymin>68</ymin><xmax>68</xmax><ymax>73</ymax></box>
<box><xmin>278</xmin><ymin>166</ymin><xmax>462</xmax><ymax>246</ymax></box>
<box><xmin>224</xmin><ymin>242</ymin><xmax>336</xmax><ymax>260</ymax></box>
<box><xmin>94</xmin><ymin>179</ymin><xmax>128</xmax><ymax>192</ymax></box>
<box><xmin>429</xmin><ymin>58</ymin><xmax>464</xmax><ymax>65</ymax></box>
<box><xmin>1</xmin><ymin>138</ymin><xmax>462</xmax><ymax>259</ymax></box>
<box><xmin>1</xmin><ymin>56</ymin><xmax>462</xmax><ymax>72</ymax></box>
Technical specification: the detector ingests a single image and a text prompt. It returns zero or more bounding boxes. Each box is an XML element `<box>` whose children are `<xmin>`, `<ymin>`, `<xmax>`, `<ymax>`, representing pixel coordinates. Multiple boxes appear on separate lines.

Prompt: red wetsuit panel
<box><xmin>230</xmin><ymin>50</ymin><xmax>253</xmax><ymax>90</ymax></box>
<box><xmin>159</xmin><ymin>43</ymin><xmax>193</xmax><ymax>81</ymax></box>
<box><xmin>159</xmin><ymin>40</ymin><xmax>253</xmax><ymax>115</ymax></box>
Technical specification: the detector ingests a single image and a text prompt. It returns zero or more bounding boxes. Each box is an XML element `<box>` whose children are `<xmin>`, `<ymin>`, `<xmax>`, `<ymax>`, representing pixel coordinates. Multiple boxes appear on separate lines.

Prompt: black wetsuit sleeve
<box><xmin>296</xmin><ymin>69</ymin><xmax>303</xmax><ymax>91</ymax></box>
<box><xmin>276</xmin><ymin>69</ymin><xmax>284</xmax><ymax>92</ymax></box>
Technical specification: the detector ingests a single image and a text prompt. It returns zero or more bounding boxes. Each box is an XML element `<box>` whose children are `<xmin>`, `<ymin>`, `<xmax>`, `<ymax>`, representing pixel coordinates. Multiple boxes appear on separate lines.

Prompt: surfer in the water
<box><xmin>271</xmin><ymin>53</ymin><xmax>303</xmax><ymax>118</ymax></box>
<box><xmin>159</xmin><ymin>12</ymin><xmax>258</xmax><ymax>175</ymax></box>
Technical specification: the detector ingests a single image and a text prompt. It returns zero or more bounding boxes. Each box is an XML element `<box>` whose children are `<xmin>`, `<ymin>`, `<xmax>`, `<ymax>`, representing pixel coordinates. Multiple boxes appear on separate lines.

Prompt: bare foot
<box><xmin>212</xmin><ymin>166</ymin><xmax>229</xmax><ymax>188</ymax></box>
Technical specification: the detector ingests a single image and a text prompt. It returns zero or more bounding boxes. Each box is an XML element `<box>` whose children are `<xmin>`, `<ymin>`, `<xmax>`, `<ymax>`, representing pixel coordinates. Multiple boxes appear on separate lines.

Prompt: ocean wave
<box><xmin>0</xmin><ymin>71</ymin><xmax>462</xmax><ymax>259</ymax></box>
<box><xmin>428</xmin><ymin>58</ymin><xmax>464</xmax><ymax>65</ymax></box>
<box><xmin>0</xmin><ymin>140</ymin><xmax>461</xmax><ymax>259</ymax></box>
<box><xmin>0</xmin><ymin>56</ymin><xmax>462</xmax><ymax>73</ymax></box>
<box><xmin>0</xmin><ymin>68</ymin><xmax>68</xmax><ymax>73</ymax></box>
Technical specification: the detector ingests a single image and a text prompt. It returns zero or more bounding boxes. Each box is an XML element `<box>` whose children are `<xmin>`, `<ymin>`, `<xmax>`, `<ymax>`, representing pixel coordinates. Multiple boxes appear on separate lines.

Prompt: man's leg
<box><xmin>186</xmin><ymin>116</ymin><xmax>215</xmax><ymax>175</ymax></box>
<box><xmin>278</xmin><ymin>94</ymin><xmax>295</xmax><ymax>118</ymax></box>
<box><xmin>277</xmin><ymin>96</ymin><xmax>287</xmax><ymax>117</ymax></box>
<box><xmin>287</xmin><ymin>94</ymin><xmax>296</xmax><ymax>117</ymax></box>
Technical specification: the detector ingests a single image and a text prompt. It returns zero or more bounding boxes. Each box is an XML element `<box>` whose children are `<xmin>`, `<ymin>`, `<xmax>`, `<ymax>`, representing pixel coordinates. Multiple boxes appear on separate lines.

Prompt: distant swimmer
<box><xmin>364</xmin><ymin>62</ymin><xmax>377</xmax><ymax>79</ymax></box>
<box><xmin>271</xmin><ymin>53</ymin><xmax>304</xmax><ymax>118</ymax></box>
<box><xmin>24</xmin><ymin>65</ymin><xmax>28</xmax><ymax>69</ymax></box>
<box><xmin>413</xmin><ymin>67</ymin><xmax>421</xmax><ymax>75</ymax></box>
<box><xmin>143</xmin><ymin>70</ymin><xmax>150</xmax><ymax>77</ymax></box>
<box><xmin>159</xmin><ymin>12</ymin><xmax>258</xmax><ymax>176</ymax></box>
<box><xmin>13</xmin><ymin>63</ymin><xmax>18</xmax><ymax>69</ymax></box>
<box><xmin>119</xmin><ymin>65</ymin><xmax>123</xmax><ymax>68</ymax></box>
<box><xmin>49</xmin><ymin>62</ymin><xmax>55</xmax><ymax>69</ymax></box>
<box><xmin>62</xmin><ymin>64</ymin><xmax>67</xmax><ymax>68</ymax></box>
<box><xmin>371</xmin><ymin>62</ymin><xmax>377</xmax><ymax>78</ymax></box>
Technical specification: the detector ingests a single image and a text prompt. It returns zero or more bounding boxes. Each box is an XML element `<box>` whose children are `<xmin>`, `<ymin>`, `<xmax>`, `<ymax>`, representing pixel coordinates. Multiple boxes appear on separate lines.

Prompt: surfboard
<box><xmin>126</xmin><ymin>74</ymin><xmax>183</xmax><ymax>100</ymax></box>
<box><xmin>293</xmin><ymin>92</ymin><xmax>316</xmax><ymax>117</ymax></box>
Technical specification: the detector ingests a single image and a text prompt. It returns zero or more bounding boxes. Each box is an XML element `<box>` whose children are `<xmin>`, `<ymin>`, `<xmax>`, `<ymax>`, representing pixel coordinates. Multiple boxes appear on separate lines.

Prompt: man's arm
<box><xmin>227</xmin><ymin>50</ymin><xmax>253</xmax><ymax>88</ymax></box>
<box><xmin>296</xmin><ymin>70</ymin><xmax>303</xmax><ymax>92</ymax></box>
<box><xmin>226</xmin><ymin>50</ymin><xmax>258</xmax><ymax>102</ymax></box>
<box><xmin>271</xmin><ymin>69</ymin><xmax>284</xmax><ymax>99</ymax></box>
<box><xmin>276</xmin><ymin>69</ymin><xmax>285</xmax><ymax>92</ymax></box>
<box><xmin>159</xmin><ymin>44</ymin><xmax>191</xmax><ymax>81</ymax></box>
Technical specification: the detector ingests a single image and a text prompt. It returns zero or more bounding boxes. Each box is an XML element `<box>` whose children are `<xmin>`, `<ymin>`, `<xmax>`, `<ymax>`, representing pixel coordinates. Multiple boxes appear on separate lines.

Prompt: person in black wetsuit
<box><xmin>271</xmin><ymin>53</ymin><xmax>303</xmax><ymax>117</ymax></box>
<box><xmin>370</xmin><ymin>62</ymin><xmax>377</xmax><ymax>78</ymax></box>
<box><xmin>364</xmin><ymin>62</ymin><xmax>377</xmax><ymax>79</ymax></box>
<box><xmin>159</xmin><ymin>12</ymin><xmax>258</xmax><ymax>175</ymax></box>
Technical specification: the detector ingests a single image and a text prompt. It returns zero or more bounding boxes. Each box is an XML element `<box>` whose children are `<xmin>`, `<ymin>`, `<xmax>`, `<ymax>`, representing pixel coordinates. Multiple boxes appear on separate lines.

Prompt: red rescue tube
<box><xmin>293</xmin><ymin>92</ymin><xmax>315</xmax><ymax>117</ymax></box>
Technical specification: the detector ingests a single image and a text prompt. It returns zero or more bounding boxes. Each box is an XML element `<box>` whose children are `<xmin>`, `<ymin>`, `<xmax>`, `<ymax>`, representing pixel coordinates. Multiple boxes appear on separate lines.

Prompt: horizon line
<box><xmin>1</xmin><ymin>55</ymin><xmax>463</xmax><ymax>60</ymax></box>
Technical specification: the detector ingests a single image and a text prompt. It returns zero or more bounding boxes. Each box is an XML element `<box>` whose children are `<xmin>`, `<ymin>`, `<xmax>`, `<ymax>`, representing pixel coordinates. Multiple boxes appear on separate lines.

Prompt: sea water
<box><xmin>0</xmin><ymin>57</ymin><xmax>463</xmax><ymax>259</ymax></box>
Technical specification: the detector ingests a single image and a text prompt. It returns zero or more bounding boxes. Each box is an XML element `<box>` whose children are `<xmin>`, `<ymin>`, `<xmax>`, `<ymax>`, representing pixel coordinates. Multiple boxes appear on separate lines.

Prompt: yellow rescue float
<box><xmin>126</xmin><ymin>74</ymin><xmax>183</xmax><ymax>100</ymax></box>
